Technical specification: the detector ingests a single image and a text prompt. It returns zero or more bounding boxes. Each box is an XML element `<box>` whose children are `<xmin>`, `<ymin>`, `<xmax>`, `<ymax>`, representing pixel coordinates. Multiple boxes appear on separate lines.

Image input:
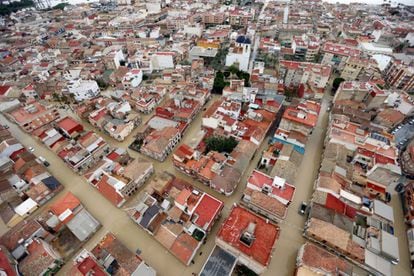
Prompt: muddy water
<box><xmin>1</xmin><ymin>91</ymin><xmax>411</xmax><ymax>276</ymax></box>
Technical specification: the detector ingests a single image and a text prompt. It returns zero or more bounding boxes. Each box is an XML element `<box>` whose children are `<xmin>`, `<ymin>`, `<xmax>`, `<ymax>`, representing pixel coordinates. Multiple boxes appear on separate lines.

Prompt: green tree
<box><xmin>333</xmin><ymin>77</ymin><xmax>345</xmax><ymax>89</ymax></box>
<box><xmin>96</xmin><ymin>78</ymin><xmax>109</xmax><ymax>89</ymax></box>
<box><xmin>0</xmin><ymin>0</ymin><xmax>33</xmax><ymax>15</ymax></box>
<box><xmin>205</xmin><ymin>136</ymin><xmax>238</xmax><ymax>154</ymax></box>
<box><xmin>212</xmin><ymin>71</ymin><xmax>230</xmax><ymax>94</ymax></box>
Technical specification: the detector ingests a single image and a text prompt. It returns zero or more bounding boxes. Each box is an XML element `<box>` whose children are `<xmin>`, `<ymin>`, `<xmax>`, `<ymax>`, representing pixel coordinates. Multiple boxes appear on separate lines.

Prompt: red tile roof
<box><xmin>192</xmin><ymin>193</ymin><xmax>223</xmax><ymax>230</ymax></box>
<box><xmin>169</xmin><ymin>233</ymin><xmax>199</xmax><ymax>265</ymax></box>
<box><xmin>75</xmin><ymin>257</ymin><xmax>106</xmax><ymax>276</ymax></box>
<box><xmin>247</xmin><ymin>170</ymin><xmax>295</xmax><ymax>203</ymax></box>
<box><xmin>0</xmin><ymin>248</ymin><xmax>16</xmax><ymax>276</ymax></box>
<box><xmin>283</xmin><ymin>107</ymin><xmax>318</xmax><ymax>128</ymax></box>
<box><xmin>0</xmin><ymin>85</ymin><xmax>11</xmax><ymax>96</ymax></box>
<box><xmin>57</xmin><ymin>117</ymin><xmax>83</xmax><ymax>134</ymax></box>
<box><xmin>95</xmin><ymin>175</ymin><xmax>124</xmax><ymax>207</ymax></box>
<box><xmin>217</xmin><ymin>206</ymin><xmax>279</xmax><ymax>267</ymax></box>
<box><xmin>50</xmin><ymin>192</ymin><xmax>80</xmax><ymax>216</ymax></box>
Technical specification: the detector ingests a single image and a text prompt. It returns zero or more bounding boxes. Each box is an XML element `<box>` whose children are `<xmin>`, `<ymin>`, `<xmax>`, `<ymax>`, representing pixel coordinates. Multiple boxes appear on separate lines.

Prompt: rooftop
<box><xmin>217</xmin><ymin>205</ymin><xmax>279</xmax><ymax>267</ymax></box>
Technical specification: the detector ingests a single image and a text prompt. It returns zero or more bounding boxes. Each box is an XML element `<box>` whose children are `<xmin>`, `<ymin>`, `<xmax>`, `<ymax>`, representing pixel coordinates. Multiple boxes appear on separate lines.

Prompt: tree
<box><xmin>0</xmin><ymin>0</ymin><xmax>33</xmax><ymax>15</ymax></box>
<box><xmin>333</xmin><ymin>77</ymin><xmax>345</xmax><ymax>89</ymax></box>
<box><xmin>205</xmin><ymin>136</ymin><xmax>238</xmax><ymax>154</ymax></box>
<box><xmin>96</xmin><ymin>79</ymin><xmax>109</xmax><ymax>89</ymax></box>
<box><xmin>212</xmin><ymin>71</ymin><xmax>230</xmax><ymax>94</ymax></box>
<box><xmin>332</xmin><ymin>77</ymin><xmax>345</xmax><ymax>95</ymax></box>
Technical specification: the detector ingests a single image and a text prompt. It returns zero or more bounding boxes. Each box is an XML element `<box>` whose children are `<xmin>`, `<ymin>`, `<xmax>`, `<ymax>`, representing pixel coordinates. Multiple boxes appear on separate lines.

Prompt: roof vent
<box><xmin>240</xmin><ymin>222</ymin><xmax>256</xmax><ymax>247</ymax></box>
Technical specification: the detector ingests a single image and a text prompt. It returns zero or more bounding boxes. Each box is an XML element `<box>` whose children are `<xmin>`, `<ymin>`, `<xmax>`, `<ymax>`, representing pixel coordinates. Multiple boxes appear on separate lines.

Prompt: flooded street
<box><xmin>0</xmin><ymin>90</ymin><xmax>411</xmax><ymax>276</ymax></box>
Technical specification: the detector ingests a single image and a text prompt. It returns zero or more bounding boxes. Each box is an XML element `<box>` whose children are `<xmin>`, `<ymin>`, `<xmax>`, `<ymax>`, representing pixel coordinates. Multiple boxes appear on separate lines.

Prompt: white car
<box><xmin>28</xmin><ymin>147</ymin><xmax>35</xmax><ymax>152</ymax></box>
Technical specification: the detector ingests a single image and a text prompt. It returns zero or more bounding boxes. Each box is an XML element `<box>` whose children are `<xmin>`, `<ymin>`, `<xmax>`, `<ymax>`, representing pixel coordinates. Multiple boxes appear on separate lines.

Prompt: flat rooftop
<box><xmin>200</xmin><ymin>246</ymin><xmax>237</xmax><ymax>276</ymax></box>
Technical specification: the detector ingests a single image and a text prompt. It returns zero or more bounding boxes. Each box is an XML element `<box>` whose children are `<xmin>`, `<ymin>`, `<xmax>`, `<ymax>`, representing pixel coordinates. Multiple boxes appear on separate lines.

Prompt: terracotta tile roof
<box><xmin>91</xmin><ymin>233</ymin><xmax>142</xmax><ymax>275</ymax></box>
<box><xmin>217</xmin><ymin>205</ymin><xmax>280</xmax><ymax>267</ymax></box>
<box><xmin>298</xmin><ymin>243</ymin><xmax>353</xmax><ymax>274</ymax></box>
<box><xmin>192</xmin><ymin>193</ymin><xmax>223</xmax><ymax>230</ymax></box>
<box><xmin>0</xmin><ymin>219</ymin><xmax>44</xmax><ymax>251</ymax></box>
<box><xmin>306</xmin><ymin>218</ymin><xmax>364</xmax><ymax>262</ymax></box>
<box><xmin>50</xmin><ymin>192</ymin><xmax>80</xmax><ymax>217</ymax></box>
<box><xmin>169</xmin><ymin>232</ymin><xmax>198</xmax><ymax>265</ymax></box>
<box><xmin>19</xmin><ymin>239</ymin><xmax>60</xmax><ymax>276</ymax></box>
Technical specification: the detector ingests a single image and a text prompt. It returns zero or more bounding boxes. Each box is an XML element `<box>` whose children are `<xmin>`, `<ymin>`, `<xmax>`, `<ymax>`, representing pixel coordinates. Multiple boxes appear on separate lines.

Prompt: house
<box><xmin>274</xmin><ymin>100</ymin><xmax>320</xmax><ymax>153</ymax></box>
<box><xmin>0</xmin><ymin>246</ymin><xmax>18</xmax><ymax>276</ymax></box>
<box><xmin>0</xmin><ymin>86</ymin><xmax>13</xmax><ymax>98</ymax></box>
<box><xmin>18</xmin><ymin>238</ymin><xmax>63</xmax><ymax>276</ymax></box>
<box><xmin>76</xmin><ymin>232</ymin><xmax>156</xmax><ymax>276</ymax></box>
<box><xmin>67</xmin><ymin>79</ymin><xmax>100</xmax><ymax>102</ymax></box>
<box><xmin>214</xmin><ymin>205</ymin><xmax>280</xmax><ymax>275</ymax></box>
<box><xmin>85</xmin><ymin>156</ymin><xmax>153</xmax><ymax>207</ymax></box>
<box><xmin>140</xmin><ymin>127</ymin><xmax>181</xmax><ymax>162</ymax></box>
<box><xmin>127</xmin><ymin>173</ymin><xmax>223</xmax><ymax>265</ymax></box>
<box><xmin>174</xmin><ymin>140</ymin><xmax>257</xmax><ymax>196</ymax></box>
<box><xmin>295</xmin><ymin>243</ymin><xmax>353</xmax><ymax>275</ymax></box>
<box><xmin>7</xmin><ymin>102</ymin><xmax>60</xmax><ymax>133</ymax></box>
<box><xmin>122</xmin><ymin>69</ymin><xmax>143</xmax><ymax>89</ymax></box>
<box><xmin>56</xmin><ymin>116</ymin><xmax>84</xmax><ymax>138</ymax></box>
<box><xmin>242</xmin><ymin>170</ymin><xmax>296</xmax><ymax>222</ymax></box>
<box><xmin>44</xmin><ymin>192</ymin><xmax>100</xmax><ymax>241</ymax></box>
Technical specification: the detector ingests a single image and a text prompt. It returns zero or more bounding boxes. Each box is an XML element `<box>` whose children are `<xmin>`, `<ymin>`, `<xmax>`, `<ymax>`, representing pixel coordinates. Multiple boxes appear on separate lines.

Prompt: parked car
<box><xmin>2</xmin><ymin>124</ymin><xmax>8</xmax><ymax>129</ymax></box>
<box><xmin>299</xmin><ymin>202</ymin><xmax>308</xmax><ymax>215</ymax></box>
<box><xmin>28</xmin><ymin>147</ymin><xmax>35</xmax><ymax>152</ymax></box>
<box><xmin>37</xmin><ymin>156</ymin><xmax>49</xmax><ymax>167</ymax></box>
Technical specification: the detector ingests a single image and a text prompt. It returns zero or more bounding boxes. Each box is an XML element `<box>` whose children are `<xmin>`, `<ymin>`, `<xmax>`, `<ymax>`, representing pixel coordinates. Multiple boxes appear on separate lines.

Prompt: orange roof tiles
<box><xmin>217</xmin><ymin>206</ymin><xmax>279</xmax><ymax>267</ymax></box>
<box><xmin>50</xmin><ymin>192</ymin><xmax>80</xmax><ymax>216</ymax></box>
<box><xmin>170</xmin><ymin>233</ymin><xmax>199</xmax><ymax>265</ymax></box>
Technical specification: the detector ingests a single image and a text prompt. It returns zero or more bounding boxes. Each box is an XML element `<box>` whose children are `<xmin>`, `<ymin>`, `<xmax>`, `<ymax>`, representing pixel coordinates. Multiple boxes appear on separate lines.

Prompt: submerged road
<box><xmin>0</xmin><ymin>90</ymin><xmax>411</xmax><ymax>276</ymax></box>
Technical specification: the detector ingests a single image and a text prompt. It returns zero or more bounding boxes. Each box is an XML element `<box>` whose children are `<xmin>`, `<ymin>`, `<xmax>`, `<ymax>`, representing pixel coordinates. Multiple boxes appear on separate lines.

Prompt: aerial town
<box><xmin>0</xmin><ymin>0</ymin><xmax>413</xmax><ymax>275</ymax></box>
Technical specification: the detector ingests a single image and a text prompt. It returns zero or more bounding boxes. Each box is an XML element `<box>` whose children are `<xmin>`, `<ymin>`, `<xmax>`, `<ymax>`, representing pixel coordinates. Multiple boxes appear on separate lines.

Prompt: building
<box><xmin>242</xmin><ymin>170</ymin><xmax>296</xmax><ymax>222</ymax></box>
<box><xmin>279</xmin><ymin>60</ymin><xmax>331</xmax><ymax>99</ymax></box>
<box><xmin>122</xmin><ymin>69</ymin><xmax>143</xmax><ymax>89</ymax></box>
<box><xmin>18</xmin><ymin>238</ymin><xmax>63</xmax><ymax>276</ymax></box>
<box><xmin>295</xmin><ymin>243</ymin><xmax>353</xmax><ymax>275</ymax></box>
<box><xmin>202</xmin><ymin>12</ymin><xmax>225</xmax><ymax>25</ymax></box>
<box><xmin>214</xmin><ymin>205</ymin><xmax>280</xmax><ymax>275</ymax></box>
<box><xmin>291</xmin><ymin>34</ymin><xmax>320</xmax><ymax>62</ymax></box>
<box><xmin>44</xmin><ymin>192</ymin><xmax>100</xmax><ymax>241</ymax></box>
<box><xmin>229</xmin><ymin>9</ymin><xmax>254</xmax><ymax>27</ymax></box>
<box><xmin>140</xmin><ymin>126</ymin><xmax>181</xmax><ymax>162</ymax></box>
<box><xmin>127</xmin><ymin>173</ymin><xmax>223</xmax><ymax>265</ymax></box>
<box><xmin>151</xmin><ymin>52</ymin><xmax>175</xmax><ymax>71</ymax></box>
<box><xmin>340</xmin><ymin>56</ymin><xmax>381</xmax><ymax>81</ymax></box>
<box><xmin>384</xmin><ymin>57</ymin><xmax>414</xmax><ymax>93</ymax></box>
<box><xmin>67</xmin><ymin>79</ymin><xmax>100</xmax><ymax>102</ymax></box>
<box><xmin>7</xmin><ymin>102</ymin><xmax>60</xmax><ymax>133</ymax></box>
<box><xmin>321</xmin><ymin>42</ymin><xmax>361</xmax><ymax>70</ymax></box>
<box><xmin>225</xmin><ymin>36</ymin><xmax>251</xmax><ymax>72</ymax></box>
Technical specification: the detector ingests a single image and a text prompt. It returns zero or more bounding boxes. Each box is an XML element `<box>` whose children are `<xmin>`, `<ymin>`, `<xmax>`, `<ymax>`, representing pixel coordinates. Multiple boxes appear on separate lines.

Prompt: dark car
<box><xmin>43</xmin><ymin>161</ymin><xmax>50</xmax><ymax>167</ymax></box>
<box><xmin>299</xmin><ymin>202</ymin><xmax>308</xmax><ymax>215</ymax></box>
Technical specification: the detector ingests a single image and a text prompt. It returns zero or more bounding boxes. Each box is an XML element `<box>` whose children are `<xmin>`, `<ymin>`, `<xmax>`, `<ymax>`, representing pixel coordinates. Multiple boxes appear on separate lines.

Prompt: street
<box><xmin>0</xmin><ymin>91</ymin><xmax>324</xmax><ymax>276</ymax></box>
<box><xmin>0</xmin><ymin>90</ymin><xmax>411</xmax><ymax>275</ymax></box>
